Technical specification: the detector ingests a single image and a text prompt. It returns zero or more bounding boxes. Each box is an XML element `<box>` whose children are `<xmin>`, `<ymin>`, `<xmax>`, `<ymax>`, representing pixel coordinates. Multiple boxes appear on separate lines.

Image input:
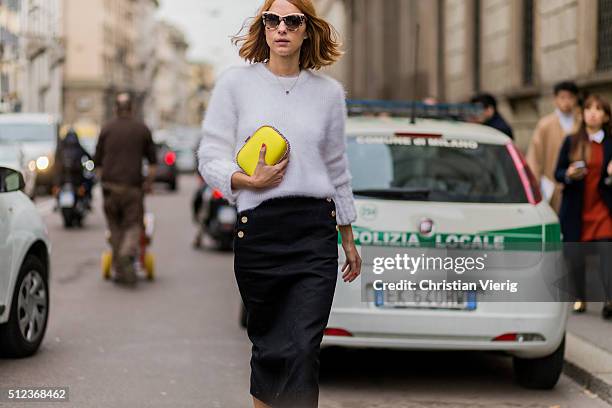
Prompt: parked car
<box><xmin>156</xmin><ymin>127</ymin><xmax>200</xmax><ymax>173</ymax></box>
<box><xmin>0</xmin><ymin>114</ymin><xmax>59</xmax><ymax>195</ymax></box>
<box><xmin>320</xmin><ymin>109</ymin><xmax>567</xmax><ymax>390</ymax></box>
<box><xmin>172</xmin><ymin>143</ymin><xmax>198</xmax><ymax>173</ymax></box>
<box><xmin>0</xmin><ymin>166</ymin><xmax>50</xmax><ymax>357</ymax></box>
<box><xmin>154</xmin><ymin>142</ymin><xmax>178</xmax><ymax>191</ymax></box>
<box><xmin>0</xmin><ymin>143</ymin><xmax>37</xmax><ymax>199</ymax></box>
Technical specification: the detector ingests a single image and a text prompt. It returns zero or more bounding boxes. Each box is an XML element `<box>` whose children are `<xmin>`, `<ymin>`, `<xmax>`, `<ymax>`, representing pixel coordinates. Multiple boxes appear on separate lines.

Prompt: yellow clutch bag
<box><xmin>236</xmin><ymin>125</ymin><xmax>290</xmax><ymax>176</ymax></box>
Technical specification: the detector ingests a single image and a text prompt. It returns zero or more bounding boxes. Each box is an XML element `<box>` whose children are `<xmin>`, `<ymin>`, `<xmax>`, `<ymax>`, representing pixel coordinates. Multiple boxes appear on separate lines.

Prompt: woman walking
<box><xmin>555</xmin><ymin>95</ymin><xmax>612</xmax><ymax>319</ymax></box>
<box><xmin>198</xmin><ymin>1</ymin><xmax>361</xmax><ymax>407</ymax></box>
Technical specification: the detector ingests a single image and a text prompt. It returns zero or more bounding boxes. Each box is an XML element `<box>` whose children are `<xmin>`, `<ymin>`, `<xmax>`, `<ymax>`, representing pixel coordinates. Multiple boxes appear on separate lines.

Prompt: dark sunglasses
<box><xmin>262</xmin><ymin>12</ymin><xmax>307</xmax><ymax>31</ymax></box>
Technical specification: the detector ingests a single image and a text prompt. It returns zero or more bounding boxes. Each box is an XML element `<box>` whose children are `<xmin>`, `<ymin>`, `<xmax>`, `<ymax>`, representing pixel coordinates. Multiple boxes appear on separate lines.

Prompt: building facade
<box><xmin>133</xmin><ymin>0</ymin><xmax>159</xmax><ymax>126</ymax></box>
<box><xmin>0</xmin><ymin>0</ymin><xmax>22</xmax><ymax>112</ymax></box>
<box><xmin>187</xmin><ymin>61</ymin><xmax>214</xmax><ymax>127</ymax></box>
<box><xmin>318</xmin><ymin>0</ymin><xmax>612</xmax><ymax>151</ymax></box>
<box><xmin>147</xmin><ymin>21</ymin><xmax>190</xmax><ymax>129</ymax></box>
<box><xmin>19</xmin><ymin>0</ymin><xmax>64</xmax><ymax>117</ymax></box>
<box><xmin>314</xmin><ymin>0</ymin><xmax>443</xmax><ymax>102</ymax></box>
<box><xmin>62</xmin><ymin>0</ymin><xmax>140</xmax><ymax>126</ymax></box>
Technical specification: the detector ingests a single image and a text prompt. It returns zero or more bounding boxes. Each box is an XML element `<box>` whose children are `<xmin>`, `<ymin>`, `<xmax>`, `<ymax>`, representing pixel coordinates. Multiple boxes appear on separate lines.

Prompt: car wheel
<box><xmin>0</xmin><ymin>256</ymin><xmax>49</xmax><ymax>358</ymax></box>
<box><xmin>513</xmin><ymin>336</ymin><xmax>565</xmax><ymax>389</ymax></box>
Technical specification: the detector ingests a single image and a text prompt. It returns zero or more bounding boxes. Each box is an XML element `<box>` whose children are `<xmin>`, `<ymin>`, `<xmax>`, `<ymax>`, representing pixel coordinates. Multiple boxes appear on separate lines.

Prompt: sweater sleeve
<box><xmin>198</xmin><ymin>71</ymin><xmax>242</xmax><ymax>204</ymax></box>
<box><xmin>323</xmin><ymin>82</ymin><xmax>357</xmax><ymax>225</ymax></box>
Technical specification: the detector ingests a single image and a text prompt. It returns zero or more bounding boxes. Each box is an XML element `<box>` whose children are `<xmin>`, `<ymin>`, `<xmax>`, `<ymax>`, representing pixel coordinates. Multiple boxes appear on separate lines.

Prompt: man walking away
<box><xmin>526</xmin><ymin>81</ymin><xmax>580</xmax><ymax>213</ymax></box>
<box><xmin>470</xmin><ymin>93</ymin><xmax>514</xmax><ymax>139</ymax></box>
<box><xmin>94</xmin><ymin>93</ymin><xmax>157</xmax><ymax>285</ymax></box>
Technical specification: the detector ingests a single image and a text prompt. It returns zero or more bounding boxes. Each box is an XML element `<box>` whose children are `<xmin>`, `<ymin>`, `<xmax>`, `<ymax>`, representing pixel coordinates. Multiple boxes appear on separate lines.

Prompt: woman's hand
<box><xmin>230</xmin><ymin>144</ymin><xmax>289</xmax><ymax>191</ymax></box>
<box><xmin>338</xmin><ymin>225</ymin><xmax>361</xmax><ymax>283</ymax></box>
<box><xmin>607</xmin><ymin>160</ymin><xmax>612</xmax><ymax>176</ymax></box>
<box><xmin>566</xmin><ymin>162</ymin><xmax>587</xmax><ymax>181</ymax></box>
<box><xmin>251</xmin><ymin>144</ymin><xmax>289</xmax><ymax>189</ymax></box>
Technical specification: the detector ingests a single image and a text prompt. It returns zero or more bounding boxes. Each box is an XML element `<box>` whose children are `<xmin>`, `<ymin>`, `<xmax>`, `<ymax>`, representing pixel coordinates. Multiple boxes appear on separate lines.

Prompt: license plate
<box><xmin>374</xmin><ymin>289</ymin><xmax>477</xmax><ymax>310</ymax></box>
<box><xmin>59</xmin><ymin>191</ymin><xmax>75</xmax><ymax>208</ymax></box>
<box><xmin>218</xmin><ymin>206</ymin><xmax>237</xmax><ymax>224</ymax></box>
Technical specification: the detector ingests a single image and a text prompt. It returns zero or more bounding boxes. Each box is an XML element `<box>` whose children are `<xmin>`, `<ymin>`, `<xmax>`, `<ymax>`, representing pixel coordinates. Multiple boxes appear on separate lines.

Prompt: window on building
<box><xmin>473</xmin><ymin>0</ymin><xmax>481</xmax><ymax>92</ymax></box>
<box><xmin>523</xmin><ymin>0</ymin><xmax>534</xmax><ymax>85</ymax></box>
<box><xmin>8</xmin><ymin>0</ymin><xmax>20</xmax><ymax>11</ymax></box>
<box><xmin>1</xmin><ymin>73</ymin><xmax>9</xmax><ymax>96</ymax></box>
<box><xmin>598</xmin><ymin>0</ymin><xmax>612</xmax><ymax>70</ymax></box>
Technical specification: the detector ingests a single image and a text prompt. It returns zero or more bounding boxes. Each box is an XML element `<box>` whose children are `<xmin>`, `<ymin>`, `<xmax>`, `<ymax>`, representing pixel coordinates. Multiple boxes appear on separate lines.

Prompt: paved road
<box><xmin>0</xmin><ymin>175</ymin><xmax>609</xmax><ymax>408</ymax></box>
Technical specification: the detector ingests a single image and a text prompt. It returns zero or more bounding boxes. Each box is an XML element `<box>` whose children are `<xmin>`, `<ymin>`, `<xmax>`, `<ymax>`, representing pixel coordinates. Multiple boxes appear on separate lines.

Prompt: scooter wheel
<box><xmin>144</xmin><ymin>252</ymin><xmax>155</xmax><ymax>281</ymax></box>
<box><xmin>101</xmin><ymin>251</ymin><xmax>113</xmax><ymax>280</ymax></box>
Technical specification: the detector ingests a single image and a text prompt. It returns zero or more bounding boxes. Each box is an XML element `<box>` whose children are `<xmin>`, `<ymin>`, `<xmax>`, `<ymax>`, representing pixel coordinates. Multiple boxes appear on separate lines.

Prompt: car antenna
<box><xmin>410</xmin><ymin>23</ymin><xmax>420</xmax><ymax>125</ymax></box>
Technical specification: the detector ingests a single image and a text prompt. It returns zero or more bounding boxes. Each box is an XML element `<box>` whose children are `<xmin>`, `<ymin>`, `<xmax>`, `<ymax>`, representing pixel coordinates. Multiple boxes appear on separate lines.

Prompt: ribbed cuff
<box><xmin>333</xmin><ymin>183</ymin><xmax>357</xmax><ymax>225</ymax></box>
<box><xmin>221</xmin><ymin>163</ymin><xmax>242</xmax><ymax>204</ymax></box>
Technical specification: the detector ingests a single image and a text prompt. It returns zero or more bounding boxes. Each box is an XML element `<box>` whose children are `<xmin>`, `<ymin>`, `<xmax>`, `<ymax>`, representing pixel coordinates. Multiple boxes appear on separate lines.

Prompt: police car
<box><xmin>323</xmin><ymin>101</ymin><xmax>568</xmax><ymax>390</ymax></box>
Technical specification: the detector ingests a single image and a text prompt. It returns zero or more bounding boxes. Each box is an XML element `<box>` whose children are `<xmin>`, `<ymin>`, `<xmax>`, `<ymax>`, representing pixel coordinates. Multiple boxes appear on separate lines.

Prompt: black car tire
<box><xmin>169</xmin><ymin>180</ymin><xmax>178</xmax><ymax>191</ymax></box>
<box><xmin>0</xmin><ymin>255</ymin><xmax>49</xmax><ymax>358</ymax></box>
<box><xmin>513</xmin><ymin>336</ymin><xmax>565</xmax><ymax>389</ymax></box>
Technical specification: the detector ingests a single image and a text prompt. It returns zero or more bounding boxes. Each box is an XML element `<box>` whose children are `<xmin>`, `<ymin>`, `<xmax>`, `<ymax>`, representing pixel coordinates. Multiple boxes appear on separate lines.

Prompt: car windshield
<box><xmin>347</xmin><ymin>135</ymin><xmax>527</xmax><ymax>203</ymax></box>
<box><xmin>0</xmin><ymin>123</ymin><xmax>56</xmax><ymax>143</ymax></box>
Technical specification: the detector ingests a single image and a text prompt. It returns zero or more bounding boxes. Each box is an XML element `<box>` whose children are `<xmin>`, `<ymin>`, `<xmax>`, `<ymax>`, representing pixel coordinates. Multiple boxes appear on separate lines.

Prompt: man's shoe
<box><xmin>602</xmin><ymin>302</ymin><xmax>612</xmax><ymax>320</ymax></box>
<box><xmin>573</xmin><ymin>300</ymin><xmax>587</xmax><ymax>313</ymax></box>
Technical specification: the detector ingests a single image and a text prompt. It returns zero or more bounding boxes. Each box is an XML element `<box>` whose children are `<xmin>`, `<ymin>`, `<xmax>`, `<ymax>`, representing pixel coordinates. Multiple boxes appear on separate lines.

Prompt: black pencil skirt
<box><xmin>233</xmin><ymin>196</ymin><xmax>339</xmax><ymax>408</ymax></box>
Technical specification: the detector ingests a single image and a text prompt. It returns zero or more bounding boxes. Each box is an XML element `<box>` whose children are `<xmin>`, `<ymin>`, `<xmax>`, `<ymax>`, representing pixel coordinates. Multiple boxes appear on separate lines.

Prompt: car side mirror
<box><xmin>0</xmin><ymin>167</ymin><xmax>26</xmax><ymax>193</ymax></box>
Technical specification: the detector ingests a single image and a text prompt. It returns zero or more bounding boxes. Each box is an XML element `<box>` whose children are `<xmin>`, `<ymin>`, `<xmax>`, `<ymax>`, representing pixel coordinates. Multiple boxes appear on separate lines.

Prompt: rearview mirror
<box><xmin>0</xmin><ymin>167</ymin><xmax>25</xmax><ymax>193</ymax></box>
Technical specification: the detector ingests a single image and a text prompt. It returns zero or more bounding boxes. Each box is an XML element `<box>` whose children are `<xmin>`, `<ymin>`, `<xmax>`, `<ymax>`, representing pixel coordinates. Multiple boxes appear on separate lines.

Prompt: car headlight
<box><xmin>28</xmin><ymin>160</ymin><xmax>37</xmax><ymax>172</ymax></box>
<box><xmin>84</xmin><ymin>160</ymin><xmax>95</xmax><ymax>172</ymax></box>
<box><xmin>36</xmin><ymin>156</ymin><xmax>50</xmax><ymax>171</ymax></box>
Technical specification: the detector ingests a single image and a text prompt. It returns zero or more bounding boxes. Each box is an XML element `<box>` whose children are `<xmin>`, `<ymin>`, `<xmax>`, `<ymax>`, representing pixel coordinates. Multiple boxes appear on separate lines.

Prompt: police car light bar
<box><xmin>346</xmin><ymin>99</ymin><xmax>484</xmax><ymax>121</ymax></box>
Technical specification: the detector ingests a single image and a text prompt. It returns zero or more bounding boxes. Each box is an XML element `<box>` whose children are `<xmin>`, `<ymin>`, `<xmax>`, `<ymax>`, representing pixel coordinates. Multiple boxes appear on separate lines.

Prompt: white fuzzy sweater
<box><xmin>197</xmin><ymin>62</ymin><xmax>357</xmax><ymax>225</ymax></box>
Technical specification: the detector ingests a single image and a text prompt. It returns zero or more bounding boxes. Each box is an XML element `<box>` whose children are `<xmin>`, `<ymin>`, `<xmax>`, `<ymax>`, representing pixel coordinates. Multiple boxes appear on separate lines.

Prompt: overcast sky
<box><xmin>157</xmin><ymin>0</ymin><xmax>263</xmax><ymax>75</ymax></box>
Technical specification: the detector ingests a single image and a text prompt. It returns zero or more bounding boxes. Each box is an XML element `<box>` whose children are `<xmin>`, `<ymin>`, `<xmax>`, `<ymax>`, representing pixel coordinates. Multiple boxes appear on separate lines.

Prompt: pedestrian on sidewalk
<box><xmin>469</xmin><ymin>93</ymin><xmax>514</xmax><ymax>139</ymax></box>
<box><xmin>554</xmin><ymin>94</ymin><xmax>612</xmax><ymax>319</ymax></box>
<box><xmin>526</xmin><ymin>81</ymin><xmax>581</xmax><ymax>213</ymax></box>
<box><xmin>94</xmin><ymin>93</ymin><xmax>157</xmax><ymax>285</ymax></box>
<box><xmin>198</xmin><ymin>0</ymin><xmax>361</xmax><ymax>407</ymax></box>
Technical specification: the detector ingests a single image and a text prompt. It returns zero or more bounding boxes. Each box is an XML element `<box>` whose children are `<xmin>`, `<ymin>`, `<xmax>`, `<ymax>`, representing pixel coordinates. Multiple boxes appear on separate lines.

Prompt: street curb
<box><xmin>564</xmin><ymin>333</ymin><xmax>612</xmax><ymax>405</ymax></box>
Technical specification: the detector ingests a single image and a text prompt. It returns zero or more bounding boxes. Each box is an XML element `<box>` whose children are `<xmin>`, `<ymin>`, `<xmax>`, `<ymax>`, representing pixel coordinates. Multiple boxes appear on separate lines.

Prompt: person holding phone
<box><xmin>197</xmin><ymin>1</ymin><xmax>361</xmax><ymax>406</ymax></box>
<box><xmin>555</xmin><ymin>95</ymin><xmax>612</xmax><ymax>318</ymax></box>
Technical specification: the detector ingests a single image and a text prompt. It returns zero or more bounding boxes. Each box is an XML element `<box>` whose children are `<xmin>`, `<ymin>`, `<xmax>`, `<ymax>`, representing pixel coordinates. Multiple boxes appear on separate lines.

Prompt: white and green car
<box><xmin>324</xmin><ymin>115</ymin><xmax>568</xmax><ymax>390</ymax></box>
